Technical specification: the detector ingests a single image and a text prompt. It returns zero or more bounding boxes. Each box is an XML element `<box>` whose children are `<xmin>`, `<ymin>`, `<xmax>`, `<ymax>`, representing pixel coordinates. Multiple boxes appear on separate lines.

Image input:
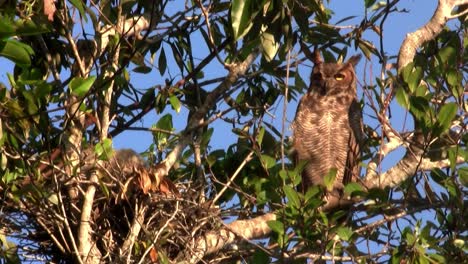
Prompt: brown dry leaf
<box><xmin>44</xmin><ymin>0</ymin><xmax>56</xmax><ymax>21</ymax></box>
<box><xmin>137</xmin><ymin>168</ymin><xmax>152</xmax><ymax>194</ymax></box>
<box><xmin>149</xmin><ymin>247</ymin><xmax>158</xmax><ymax>263</ymax></box>
<box><xmin>159</xmin><ymin>178</ymin><xmax>180</xmax><ymax>196</ymax></box>
<box><xmin>159</xmin><ymin>179</ymin><xmax>171</xmax><ymax>195</ymax></box>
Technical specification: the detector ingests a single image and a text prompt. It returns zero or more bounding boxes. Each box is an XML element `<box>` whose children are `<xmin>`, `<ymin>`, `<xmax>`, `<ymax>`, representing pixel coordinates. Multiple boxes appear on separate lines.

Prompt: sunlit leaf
<box><xmin>395</xmin><ymin>86</ymin><xmax>410</xmax><ymax>109</ymax></box>
<box><xmin>69</xmin><ymin>76</ymin><xmax>96</xmax><ymax>97</ymax></box>
<box><xmin>95</xmin><ymin>138</ymin><xmax>113</xmax><ymax>160</ymax></box>
<box><xmin>435</xmin><ymin>102</ymin><xmax>457</xmax><ymax>135</ymax></box>
<box><xmin>256</xmin><ymin>126</ymin><xmax>265</xmax><ymax>146</ymax></box>
<box><xmin>267</xmin><ymin>220</ymin><xmax>284</xmax><ymax>235</ymax></box>
<box><xmin>364</xmin><ymin>0</ymin><xmax>377</xmax><ymax>8</ymax></box>
<box><xmin>154</xmin><ymin>114</ymin><xmax>174</xmax><ymax>151</ymax></box>
<box><xmin>261</xmin><ymin>31</ymin><xmax>279</xmax><ymax>61</ymax></box>
<box><xmin>169</xmin><ymin>95</ymin><xmax>181</xmax><ymax>113</ymax></box>
<box><xmin>336</xmin><ymin>226</ymin><xmax>353</xmax><ymax>241</ymax></box>
<box><xmin>231</xmin><ymin>0</ymin><xmax>254</xmax><ymax>40</ymax></box>
<box><xmin>283</xmin><ymin>185</ymin><xmax>300</xmax><ymax>209</ymax></box>
<box><xmin>260</xmin><ymin>154</ymin><xmax>276</xmax><ymax>169</ymax></box>
<box><xmin>0</xmin><ymin>39</ymin><xmax>33</xmax><ymax>66</ymax></box>
<box><xmin>344</xmin><ymin>182</ymin><xmax>365</xmax><ymax>196</ymax></box>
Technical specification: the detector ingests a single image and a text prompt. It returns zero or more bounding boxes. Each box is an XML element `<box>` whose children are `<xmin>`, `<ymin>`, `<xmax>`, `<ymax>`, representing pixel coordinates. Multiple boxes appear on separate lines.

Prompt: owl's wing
<box><xmin>344</xmin><ymin>100</ymin><xmax>364</xmax><ymax>185</ymax></box>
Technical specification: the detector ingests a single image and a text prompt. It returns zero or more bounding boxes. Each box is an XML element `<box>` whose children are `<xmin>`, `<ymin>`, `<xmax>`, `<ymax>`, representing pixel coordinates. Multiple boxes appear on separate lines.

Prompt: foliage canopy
<box><xmin>0</xmin><ymin>0</ymin><xmax>467</xmax><ymax>263</ymax></box>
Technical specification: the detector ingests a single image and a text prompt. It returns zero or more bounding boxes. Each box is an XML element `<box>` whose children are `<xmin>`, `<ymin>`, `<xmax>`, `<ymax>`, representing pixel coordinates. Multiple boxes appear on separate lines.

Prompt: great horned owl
<box><xmin>292</xmin><ymin>52</ymin><xmax>363</xmax><ymax>210</ymax></box>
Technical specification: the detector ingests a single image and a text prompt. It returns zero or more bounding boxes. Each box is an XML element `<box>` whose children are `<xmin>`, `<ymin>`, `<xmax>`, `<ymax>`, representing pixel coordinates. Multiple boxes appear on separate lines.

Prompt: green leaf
<box><xmin>267</xmin><ymin>220</ymin><xmax>284</xmax><ymax>235</ymax></box>
<box><xmin>0</xmin><ymin>233</ymin><xmax>20</xmax><ymax>263</ymax></box>
<box><xmin>260</xmin><ymin>154</ymin><xmax>276</xmax><ymax>169</ymax></box>
<box><xmin>446</xmin><ymin>68</ymin><xmax>461</xmax><ymax>87</ymax></box>
<box><xmin>431</xmin><ymin>168</ymin><xmax>447</xmax><ymax>185</ymax></box>
<box><xmin>406</xmin><ymin>65</ymin><xmax>423</xmax><ymax>92</ymax></box>
<box><xmin>169</xmin><ymin>95</ymin><xmax>181</xmax><ymax>113</ymax></box>
<box><xmin>0</xmin><ymin>19</ymin><xmax>15</xmax><ymax>39</ymax></box>
<box><xmin>252</xmin><ymin>249</ymin><xmax>270</xmax><ymax>263</ymax></box>
<box><xmin>304</xmin><ymin>185</ymin><xmax>322</xmax><ymax>202</ymax></box>
<box><xmin>401</xmin><ymin>62</ymin><xmax>414</xmax><ymax>83</ymax></box>
<box><xmin>435</xmin><ymin>102</ymin><xmax>457</xmax><ymax>135</ymax></box>
<box><xmin>154</xmin><ymin>114</ymin><xmax>174</xmax><ymax>151</ymax></box>
<box><xmin>98</xmin><ymin>178</ymin><xmax>110</xmax><ymax>198</ymax></box>
<box><xmin>438</xmin><ymin>46</ymin><xmax>456</xmax><ymax>65</ymax></box>
<box><xmin>458</xmin><ymin>167</ymin><xmax>468</xmax><ymax>187</ymax></box>
<box><xmin>200</xmin><ymin>128</ymin><xmax>214</xmax><ymax>150</ymax></box>
<box><xmin>3</xmin><ymin>170</ymin><xmax>18</xmax><ymax>184</ymax></box>
<box><xmin>395</xmin><ymin>86</ymin><xmax>410</xmax><ymax>109</ymax></box>
<box><xmin>324</xmin><ymin>168</ymin><xmax>337</xmax><ymax>191</ymax></box>
<box><xmin>447</xmin><ymin>146</ymin><xmax>458</xmax><ymax>171</ymax></box>
<box><xmin>94</xmin><ymin>138</ymin><xmax>113</xmax><ymax>160</ymax></box>
<box><xmin>0</xmin><ymin>19</ymin><xmax>49</xmax><ymax>39</ymax></box>
<box><xmin>69</xmin><ymin>0</ymin><xmax>87</xmax><ymax>22</ymax></box>
<box><xmin>294</xmin><ymin>72</ymin><xmax>307</xmax><ymax>92</ymax></box>
<box><xmin>279</xmin><ymin>169</ymin><xmax>288</xmax><ymax>181</ymax></box>
<box><xmin>344</xmin><ymin>182</ymin><xmax>365</xmax><ymax>196</ymax></box>
<box><xmin>158</xmin><ymin>47</ymin><xmax>167</xmax><ymax>75</ymax></box>
<box><xmin>283</xmin><ymin>185</ymin><xmax>300</xmax><ymax>209</ymax></box>
<box><xmin>336</xmin><ymin>226</ymin><xmax>353</xmax><ymax>241</ymax></box>
<box><xmin>157</xmin><ymin>114</ymin><xmax>173</xmax><ymax>131</ymax></box>
<box><xmin>69</xmin><ymin>76</ymin><xmax>96</xmax><ymax>97</ymax></box>
<box><xmin>231</xmin><ymin>0</ymin><xmax>254</xmax><ymax>40</ymax></box>
<box><xmin>0</xmin><ymin>39</ymin><xmax>34</xmax><ymax>66</ymax></box>
<box><xmin>444</xmin><ymin>178</ymin><xmax>458</xmax><ymax>198</ymax></box>
<box><xmin>357</xmin><ymin>39</ymin><xmax>377</xmax><ymax>60</ymax></box>
<box><xmin>170</xmin><ymin>43</ymin><xmax>184</xmax><ymax>69</ymax></box>
<box><xmin>256</xmin><ymin>126</ymin><xmax>265</xmax><ymax>146</ymax></box>
<box><xmin>133</xmin><ymin>65</ymin><xmax>152</xmax><ymax>73</ymax></box>
<box><xmin>364</xmin><ymin>0</ymin><xmax>377</xmax><ymax>8</ymax></box>
<box><xmin>261</xmin><ymin>31</ymin><xmax>279</xmax><ymax>61</ymax></box>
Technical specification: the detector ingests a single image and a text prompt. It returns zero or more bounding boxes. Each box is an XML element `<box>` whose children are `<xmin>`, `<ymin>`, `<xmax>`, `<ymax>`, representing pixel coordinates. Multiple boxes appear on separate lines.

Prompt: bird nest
<box><xmin>7</xmin><ymin>148</ymin><xmax>222</xmax><ymax>262</ymax></box>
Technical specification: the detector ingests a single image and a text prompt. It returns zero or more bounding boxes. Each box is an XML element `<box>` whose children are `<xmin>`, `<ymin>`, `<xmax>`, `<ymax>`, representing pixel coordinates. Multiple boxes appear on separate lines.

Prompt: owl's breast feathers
<box><xmin>292</xmin><ymin>92</ymin><xmax>362</xmax><ymax>204</ymax></box>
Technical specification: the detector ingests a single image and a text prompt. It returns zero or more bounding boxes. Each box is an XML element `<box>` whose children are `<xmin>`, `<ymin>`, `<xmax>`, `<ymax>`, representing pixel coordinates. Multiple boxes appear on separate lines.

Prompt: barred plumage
<box><xmin>292</xmin><ymin>54</ymin><xmax>363</xmax><ymax>210</ymax></box>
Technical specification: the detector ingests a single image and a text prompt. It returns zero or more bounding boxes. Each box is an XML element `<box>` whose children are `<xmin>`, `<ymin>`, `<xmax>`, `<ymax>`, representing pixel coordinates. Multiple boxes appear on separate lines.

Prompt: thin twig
<box><xmin>137</xmin><ymin>201</ymin><xmax>180</xmax><ymax>264</ymax></box>
<box><xmin>212</xmin><ymin>151</ymin><xmax>254</xmax><ymax>205</ymax></box>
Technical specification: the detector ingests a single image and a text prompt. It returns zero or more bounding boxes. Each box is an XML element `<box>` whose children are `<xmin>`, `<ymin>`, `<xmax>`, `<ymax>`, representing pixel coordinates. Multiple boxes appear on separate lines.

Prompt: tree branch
<box><xmin>397</xmin><ymin>0</ymin><xmax>468</xmax><ymax>71</ymax></box>
<box><xmin>189</xmin><ymin>212</ymin><xmax>276</xmax><ymax>263</ymax></box>
<box><xmin>152</xmin><ymin>51</ymin><xmax>260</xmax><ymax>181</ymax></box>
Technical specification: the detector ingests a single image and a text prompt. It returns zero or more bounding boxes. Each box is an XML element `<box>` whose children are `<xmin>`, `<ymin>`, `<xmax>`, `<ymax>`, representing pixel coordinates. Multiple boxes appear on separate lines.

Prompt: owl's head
<box><xmin>309</xmin><ymin>54</ymin><xmax>362</xmax><ymax>96</ymax></box>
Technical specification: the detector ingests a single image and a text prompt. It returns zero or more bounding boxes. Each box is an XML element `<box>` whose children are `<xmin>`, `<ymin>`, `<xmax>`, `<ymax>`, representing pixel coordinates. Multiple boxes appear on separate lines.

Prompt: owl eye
<box><xmin>334</xmin><ymin>73</ymin><xmax>345</xmax><ymax>81</ymax></box>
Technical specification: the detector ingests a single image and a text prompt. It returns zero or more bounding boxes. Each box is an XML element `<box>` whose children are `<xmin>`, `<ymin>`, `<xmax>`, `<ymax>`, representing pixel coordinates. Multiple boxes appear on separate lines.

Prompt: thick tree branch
<box><xmin>189</xmin><ymin>213</ymin><xmax>276</xmax><ymax>263</ymax></box>
<box><xmin>397</xmin><ymin>0</ymin><xmax>468</xmax><ymax>71</ymax></box>
<box><xmin>369</xmin><ymin>0</ymin><xmax>468</xmax><ymax>189</ymax></box>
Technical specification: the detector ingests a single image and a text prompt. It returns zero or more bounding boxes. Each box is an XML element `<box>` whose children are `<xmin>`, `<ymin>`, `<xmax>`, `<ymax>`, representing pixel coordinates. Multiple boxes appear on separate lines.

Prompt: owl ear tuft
<box><xmin>346</xmin><ymin>54</ymin><xmax>362</xmax><ymax>66</ymax></box>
